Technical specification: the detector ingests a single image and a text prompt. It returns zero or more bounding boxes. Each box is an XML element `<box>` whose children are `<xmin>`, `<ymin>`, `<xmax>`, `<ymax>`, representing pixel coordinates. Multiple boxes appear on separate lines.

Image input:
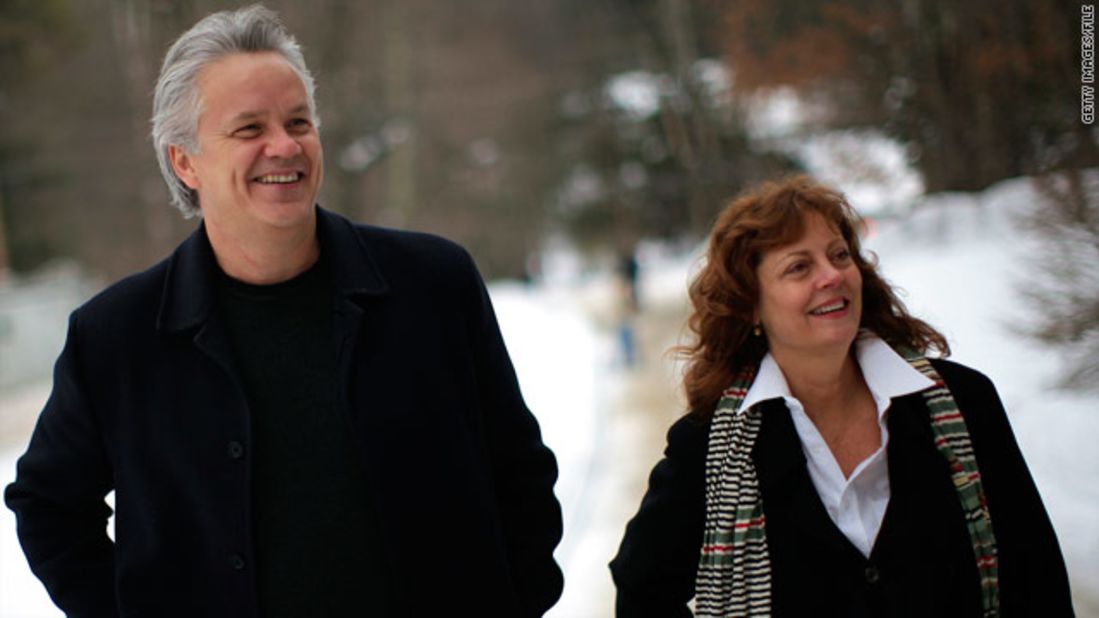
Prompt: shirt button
<box><xmin>227</xmin><ymin>441</ymin><xmax>245</xmax><ymax>460</ymax></box>
<box><xmin>864</xmin><ymin>565</ymin><xmax>880</xmax><ymax>584</ymax></box>
<box><xmin>229</xmin><ymin>553</ymin><xmax>245</xmax><ymax>571</ymax></box>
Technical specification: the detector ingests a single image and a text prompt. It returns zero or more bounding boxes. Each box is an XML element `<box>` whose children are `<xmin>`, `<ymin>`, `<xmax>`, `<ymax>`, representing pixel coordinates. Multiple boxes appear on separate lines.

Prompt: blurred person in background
<box><xmin>5</xmin><ymin>5</ymin><xmax>562</xmax><ymax>617</ymax></box>
<box><xmin>610</xmin><ymin>176</ymin><xmax>1072</xmax><ymax>616</ymax></box>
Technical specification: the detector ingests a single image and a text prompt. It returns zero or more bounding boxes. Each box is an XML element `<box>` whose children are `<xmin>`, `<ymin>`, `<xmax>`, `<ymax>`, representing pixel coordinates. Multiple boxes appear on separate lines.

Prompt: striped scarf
<box><xmin>694</xmin><ymin>352</ymin><xmax>999</xmax><ymax>617</ymax></box>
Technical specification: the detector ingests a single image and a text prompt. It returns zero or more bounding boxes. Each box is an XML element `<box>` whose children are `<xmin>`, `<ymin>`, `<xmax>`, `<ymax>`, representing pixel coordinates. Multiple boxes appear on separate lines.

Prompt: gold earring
<box><xmin>753</xmin><ymin>324</ymin><xmax>762</xmax><ymax>337</ymax></box>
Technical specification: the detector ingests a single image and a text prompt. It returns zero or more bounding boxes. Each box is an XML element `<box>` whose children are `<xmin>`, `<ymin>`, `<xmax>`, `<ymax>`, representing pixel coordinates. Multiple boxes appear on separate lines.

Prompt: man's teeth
<box><xmin>810</xmin><ymin>301</ymin><xmax>846</xmax><ymax>315</ymax></box>
<box><xmin>256</xmin><ymin>173</ymin><xmax>299</xmax><ymax>184</ymax></box>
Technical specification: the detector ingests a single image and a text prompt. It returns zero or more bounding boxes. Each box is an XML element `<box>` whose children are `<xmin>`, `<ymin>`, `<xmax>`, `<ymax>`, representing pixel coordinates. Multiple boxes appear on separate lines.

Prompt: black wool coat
<box><xmin>610</xmin><ymin>360</ymin><xmax>1074</xmax><ymax>617</ymax></box>
<box><xmin>6</xmin><ymin>207</ymin><xmax>564</xmax><ymax>617</ymax></box>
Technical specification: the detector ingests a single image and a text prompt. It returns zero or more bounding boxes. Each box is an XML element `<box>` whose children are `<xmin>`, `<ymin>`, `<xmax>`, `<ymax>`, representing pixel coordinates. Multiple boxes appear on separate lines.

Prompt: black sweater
<box><xmin>218</xmin><ymin>256</ymin><xmax>394</xmax><ymax>616</ymax></box>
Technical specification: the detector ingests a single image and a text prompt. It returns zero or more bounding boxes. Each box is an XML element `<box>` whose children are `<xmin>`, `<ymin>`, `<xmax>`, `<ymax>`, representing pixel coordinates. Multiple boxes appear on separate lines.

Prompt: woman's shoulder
<box><xmin>671</xmin><ymin>412</ymin><xmax>711</xmax><ymax>435</ymax></box>
<box><xmin>664</xmin><ymin>413</ymin><xmax>712</xmax><ymax>459</ymax></box>
<box><xmin>925</xmin><ymin>358</ymin><xmax>1012</xmax><ymax>440</ymax></box>
<box><xmin>928</xmin><ymin>357</ymin><xmax>997</xmax><ymax>397</ymax></box>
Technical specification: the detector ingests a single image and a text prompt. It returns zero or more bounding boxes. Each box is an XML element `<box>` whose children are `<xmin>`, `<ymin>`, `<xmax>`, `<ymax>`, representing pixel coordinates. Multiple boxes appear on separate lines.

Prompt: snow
<box><xmin>2</xmin><ymin>176</ymin><xmax>1097</xmax><ymax>616</ymax></box>
<box><xmin>742</xmin><ymin>89</ymin><xmax>924</xmax><ymax>218</ymax></box>
<box><xmin>793</xmin><ymin>129</ymin><xmax>925</xmax><ymax>217</ymax></box>
<box><xmin>603</xmin><ymin>59</ymin><xmax>731</xmax><ymax>121</ymax></box>
<box><xmin>604</xmin><ymin>71</ymin><xmax>666</xmax><ymax>120</ymax></box>
<box><xmin>487</xmin><ymin>281</ymin><xmax>607</xmax><ymax>570</ymax></box>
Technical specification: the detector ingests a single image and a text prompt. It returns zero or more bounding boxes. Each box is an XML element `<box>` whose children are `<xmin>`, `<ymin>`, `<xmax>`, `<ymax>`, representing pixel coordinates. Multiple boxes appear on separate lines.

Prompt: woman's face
<box><xmin>754</xmin><ymin>211</ymin><xmax>863</xmax><ymax>362</ymax></box>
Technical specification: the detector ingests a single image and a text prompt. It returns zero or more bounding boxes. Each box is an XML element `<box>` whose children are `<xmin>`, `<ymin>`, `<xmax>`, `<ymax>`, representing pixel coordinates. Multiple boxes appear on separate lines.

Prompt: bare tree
<box><xmin>1023</xmin><ymin>170</ymin><xmax>1099</xmax><ymax>392</ymax></box>
<box><xmin>717</xmin><ymin>0</ymin><xmax>1093</xmax><ymax>192</ymax></box>
<box><xmin>0</xmin><ymin>0</ymin><xmax>79</xmax><ymax>279</ymax></box>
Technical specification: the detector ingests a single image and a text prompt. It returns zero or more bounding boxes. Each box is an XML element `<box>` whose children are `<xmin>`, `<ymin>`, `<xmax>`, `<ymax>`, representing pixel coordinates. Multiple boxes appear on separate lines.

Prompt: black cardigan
<box><xmin>610</xmin><ymin>359</ymin><xmax>1074</xmax><ymax>617</ymax></box>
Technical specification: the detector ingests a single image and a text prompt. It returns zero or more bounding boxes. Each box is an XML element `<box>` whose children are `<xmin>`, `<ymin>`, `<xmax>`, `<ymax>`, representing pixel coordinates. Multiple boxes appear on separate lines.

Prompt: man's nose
<box><xmin>265</xmin><ymin>128</ymin><xmax>303</xmax><ymax>159</ymax></box>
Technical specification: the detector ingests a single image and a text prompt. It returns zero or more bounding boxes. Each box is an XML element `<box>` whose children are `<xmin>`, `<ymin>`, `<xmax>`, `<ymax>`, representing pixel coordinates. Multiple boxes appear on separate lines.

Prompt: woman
<box><xmin>610</xmin><ymin>176</ymin><xmax>1073</xmax><ymax>617</ymax></box>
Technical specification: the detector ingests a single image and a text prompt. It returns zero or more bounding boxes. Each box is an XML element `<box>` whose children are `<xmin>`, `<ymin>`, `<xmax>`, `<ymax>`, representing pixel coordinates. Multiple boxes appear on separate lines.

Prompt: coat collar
<box><xmin>156</xmin><ymin>206</ymin><xmax>389</xmax><ymax>333</ymax></box>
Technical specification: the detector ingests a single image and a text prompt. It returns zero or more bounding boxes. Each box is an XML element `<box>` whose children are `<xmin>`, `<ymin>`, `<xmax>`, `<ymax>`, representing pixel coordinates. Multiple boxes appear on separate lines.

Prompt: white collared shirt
<box><xmin>739</xmin><ymin>333</ymin><xmax>935</xmax><ymax>556</ymax></box>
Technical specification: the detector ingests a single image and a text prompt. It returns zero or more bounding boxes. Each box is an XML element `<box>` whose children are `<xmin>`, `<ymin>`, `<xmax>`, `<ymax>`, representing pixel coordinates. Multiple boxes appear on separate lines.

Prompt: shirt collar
<box><xmin>738</xmin><ymin>332</ymin><xmax>935</xmax><ymax>415</ymax></box>
<box><xmin>740</xmin><ymin>353</ymin><xmax>793</xmax><ymax>414</ymax></box>
<box><xmin>853</xmin><ymin>333</ymin><xmax>936</xmax><ymax>408</ymax></box>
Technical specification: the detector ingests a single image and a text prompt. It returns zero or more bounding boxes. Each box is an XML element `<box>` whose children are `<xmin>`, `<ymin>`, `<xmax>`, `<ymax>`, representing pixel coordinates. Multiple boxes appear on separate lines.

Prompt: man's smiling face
<box><xmin>169</xmin><ymin>51</ymin><xmax>323</xmax><ymax>239</ymax></box>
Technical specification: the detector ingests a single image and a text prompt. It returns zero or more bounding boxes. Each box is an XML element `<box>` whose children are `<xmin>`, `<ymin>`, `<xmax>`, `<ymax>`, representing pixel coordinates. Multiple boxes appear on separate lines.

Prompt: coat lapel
<box><xmin>156</xmin><ymin>221</ymin><xmax>218</xmax><ymax>334</ymax></box>
<box><xmin>313</xmin><ymin>207</ymin><xmax>390</xmax><ymax>377</ymax></box>
<box><xmin>873</xmin><ymin>391</ymin><xmax>957</xmax><ymax>559</ymax></box>
<box><xmin>153</xmin><ymin>220</ymin><xmax>248</xmax><ymax>405</ymax></box>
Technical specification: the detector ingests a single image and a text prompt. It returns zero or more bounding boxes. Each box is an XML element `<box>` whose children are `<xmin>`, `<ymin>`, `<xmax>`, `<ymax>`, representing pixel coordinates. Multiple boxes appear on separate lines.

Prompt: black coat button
<box><xmin>864</xmin><ymin>565</ymin><xmax>880</xmax><ymax>584</ymax></box>
<box><xmin>227</xmin><ymin>441</ymin><xmax>244</xmax><ymax>460</ymax></box>
<box><xmin>229</xmin><ymin>553</ymin><xmax>245</xmax><ymax>571</ymax></box>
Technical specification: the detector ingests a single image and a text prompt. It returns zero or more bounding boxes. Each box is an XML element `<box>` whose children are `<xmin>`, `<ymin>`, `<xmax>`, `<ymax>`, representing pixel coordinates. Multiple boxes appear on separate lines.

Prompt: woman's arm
<box><xmin>935</xmin><ymin>360</ymin><xmax>1075</xmax><ymax>616</ymax></box>
<box><xmin>610</xmin><ymin>415</ymin><xmax>710</xmax><ymax>617</ymax></box>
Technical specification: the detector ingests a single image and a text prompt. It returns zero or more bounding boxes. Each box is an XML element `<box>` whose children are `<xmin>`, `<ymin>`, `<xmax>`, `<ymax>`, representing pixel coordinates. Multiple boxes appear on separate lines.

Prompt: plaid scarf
<box><xmin>694</xmin><ymin>351</ymin><xmax>1000</xmax><ymax>617</ymax></box>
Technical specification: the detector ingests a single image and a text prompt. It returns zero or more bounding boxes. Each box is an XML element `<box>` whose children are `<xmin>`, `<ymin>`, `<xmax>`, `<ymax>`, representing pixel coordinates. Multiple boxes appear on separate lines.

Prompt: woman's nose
<box><xmin>816</xmin><ymin>262</ymin><xmax>843</xmax><ymax>288</ymax></box>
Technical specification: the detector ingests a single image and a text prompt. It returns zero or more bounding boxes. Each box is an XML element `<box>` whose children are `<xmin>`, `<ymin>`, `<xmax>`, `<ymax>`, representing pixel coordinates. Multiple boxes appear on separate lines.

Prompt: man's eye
<box><xmin>288</xmin><ymin>118</ymin><xmax>311</xmax><ymax>131</ymax></box>
<box><xmin>234</xmin><ymin>124</ymin><xmax>261</xmax><ymax>137</ymax></box>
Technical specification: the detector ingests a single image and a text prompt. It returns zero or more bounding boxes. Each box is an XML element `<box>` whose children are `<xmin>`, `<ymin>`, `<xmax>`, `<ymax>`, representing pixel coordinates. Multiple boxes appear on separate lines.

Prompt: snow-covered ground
<box><xmin>2</xmin><ymin>175</ymin><xmax>1097</xmax><ymax>616</ymax></box>
<box><xmin>489</xmin><ymin>281</ymin><xmax>610</xmax><ymax>573</ymax></box>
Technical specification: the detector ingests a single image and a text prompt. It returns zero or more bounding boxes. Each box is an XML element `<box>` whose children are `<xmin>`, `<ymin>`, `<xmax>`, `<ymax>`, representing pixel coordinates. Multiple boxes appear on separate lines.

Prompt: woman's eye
<box><xmin>785</xmin><ymin>261</ymin><xmax>808</xmax><ymax>276</ymax></box>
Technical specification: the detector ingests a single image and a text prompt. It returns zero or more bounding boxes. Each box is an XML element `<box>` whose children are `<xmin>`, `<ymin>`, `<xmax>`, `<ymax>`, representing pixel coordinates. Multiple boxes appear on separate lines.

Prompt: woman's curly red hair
<box><xmin>680</xmin><ymin>175</ymin><xmax>949</xmax><ymax>420</ymax></box>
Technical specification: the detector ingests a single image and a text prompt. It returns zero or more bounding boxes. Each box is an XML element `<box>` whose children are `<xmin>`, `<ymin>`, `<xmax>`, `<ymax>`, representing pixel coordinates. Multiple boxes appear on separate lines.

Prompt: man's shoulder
<box><xmin>322</xmin><ymin>209</ymin><xmax>478</xmax><ymax>283</ymax></box>
<box><xmin>350</xmin><ymin>221</ymin><xmax>472</xmax><ymax>265</ymax></box>
<box><xmin>317</xmin><ymin>208</ymin><xmax>485</xmax><ymax>302</ymax></box>
<box><xmin>72</xmin><ymin>255</ymin><xmax>172</xmax><ymax>329</ymax></box>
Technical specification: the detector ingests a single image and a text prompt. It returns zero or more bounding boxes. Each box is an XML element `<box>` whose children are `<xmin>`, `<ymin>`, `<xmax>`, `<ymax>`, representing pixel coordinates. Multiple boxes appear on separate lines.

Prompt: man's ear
<box><xmin>168</xmin><ymin>145</ymin><xmax>200</xmax><ymax>190</ymax></box>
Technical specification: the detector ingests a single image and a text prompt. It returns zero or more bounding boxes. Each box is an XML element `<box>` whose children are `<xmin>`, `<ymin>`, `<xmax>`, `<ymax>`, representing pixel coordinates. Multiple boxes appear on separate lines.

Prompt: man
<box><xmin>5</xmin><ymin>6</ymin><xmax>563</xmax><ymax>617</ymax></box>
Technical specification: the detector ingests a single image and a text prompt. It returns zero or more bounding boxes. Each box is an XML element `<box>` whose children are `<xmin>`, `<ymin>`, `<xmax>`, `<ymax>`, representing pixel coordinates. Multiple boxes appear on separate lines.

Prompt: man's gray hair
<box><xmin>151</xmin><ymin>4</ymin><xmax>319</xmax><ymax>218</ymax></box>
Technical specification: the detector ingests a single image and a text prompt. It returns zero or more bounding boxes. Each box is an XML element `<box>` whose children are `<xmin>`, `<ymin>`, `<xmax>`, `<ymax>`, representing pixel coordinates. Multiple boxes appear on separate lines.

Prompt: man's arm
<box><xmin>461</xmin><ymin>251</ymin><xmax>564</xmax><ymax>617</ymax></box>
<box><xmin>5</xmin><ymin>312</ymin><xmax>117</xmax><ymax>616</ymax></box>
